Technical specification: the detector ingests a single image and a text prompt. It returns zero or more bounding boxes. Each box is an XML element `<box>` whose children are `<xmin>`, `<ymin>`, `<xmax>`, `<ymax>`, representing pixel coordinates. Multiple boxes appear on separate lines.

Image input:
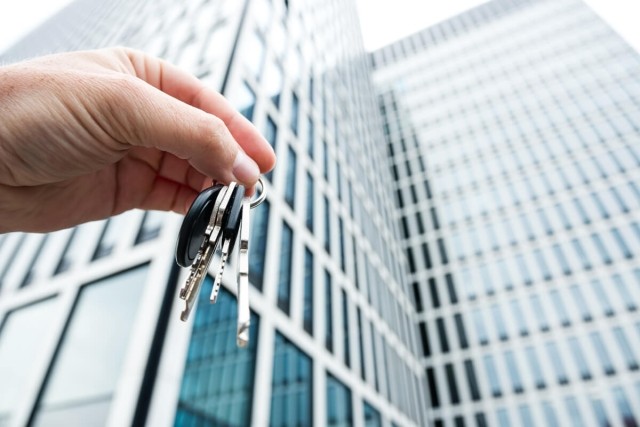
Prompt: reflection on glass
<box><xmin>0</xmin><ymin>298</ymin><xmax>58</xmax><ymax>426</ymax></box>
<box><xmin>175</xmin><ymin>281</ymin><xmax>260</xmax><ymax>427</ymax></box>
<box><xmin>270</xmin><ymin>333</ymin><xmax>312</xmax><ymax>427</ymax></box>
<box><xmin>327</xmin><ymin>373</ymin><xmax>352</xmax><ymax>427</ymax></box>
<box><xmin>363</xmin><ymin>401</ymin><xmax>381</xmax><ymax>427</ymax></box>
<box><xmin>33</xmin><ymin>267</ymin><xmax>147</xmax><ymax>426</ymax></box>
<box><xmin>277</xmin><ymin>222</ymin><xmax>293</xmax><ymax>314</ymax></box>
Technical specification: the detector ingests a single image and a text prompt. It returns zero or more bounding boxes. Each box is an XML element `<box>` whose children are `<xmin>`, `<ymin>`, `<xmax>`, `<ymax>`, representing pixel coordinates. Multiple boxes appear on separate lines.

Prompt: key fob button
<box><xmin>175</xmin><ymin>185</ymin><xmax>223</xmax><ymax>268</ymax></box>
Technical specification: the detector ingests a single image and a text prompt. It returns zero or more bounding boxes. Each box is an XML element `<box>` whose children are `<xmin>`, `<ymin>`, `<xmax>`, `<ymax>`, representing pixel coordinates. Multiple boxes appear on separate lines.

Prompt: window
<box><xmin>542</xmin><ymin>402</ymin><xmax>560</xmax><ymax>427</ymax></box>
<box><xmin>591</xmin><ymin>233</ymin><xmax>612</xmax><ymax>265</ymax></box>
<box><xmin>530</xmin><ymin>294</ymin><xmax>549</xmax><ymax>331</ymax></box>
<box><xmin>590</xmin><ymin>331</ymin><xmax>615</xmax><ymax>375</ymax></box>
<box><xmin>504</xmin><ymin>350</ymin><xmax>523</xmax><ymax>393</ymax></box>
<box><xmin>491</xmin><ymin>303</ymin><xmax>508</xmax><ymax>341</ymax></box>
<box><xmin>611</xmin><ymin>227</ymin><xmax>633</xmax><ymax>259</ymax></box>
<box><xmin>568</xmin><ymin>336</ymin><xmax>591</xmax><ymax>380</ymax></box>
<box><xmin>270</xmin><ymin>333</ymin><xmax>312</xmax><ymax>427</ymax></box>
<box><xmin>135</xmin><ymin>210</ymin><xmax>164</xmax><ymax>244</ymax></box>
<box><xmin>326</xmin><ymin>373</ymin><xmax>352</xmax><ymax>426</ymax></box>
<box><xmin>483</xmin><ymin>354</ymin><xmax>502</xmax><ymax>397</ymax></box>
<box><xmin>33</xmin><ymin>267</ymin><xmax>147</xmax><ymax>425</ymax></box>
<box><xmin>612</xmin><ymin>274</ymin><xmax>637</xmax><ymax>311</ymax></box>
<box><xmin>249</xmin><ymin>201</ymin><xmax>270</xmax><ymax>291</ymax></box>
<box><xmin>570</xmin><ymin>284</ymin><xmax>592</xmax><ymax>322</ymax></box>
<box><xmin>446</xmin><ymin>273</ymin><xmax>458</xmax><ymax>304</ymax></box>
<box><xmin>303</xmin><ymin>248</ymin><xmax>314</xmax><ymax>335</ymax></box>
<box><xmin>363</xmin><ymin>401</ymin><xmax>381</xmax><ymax>427</ymax></box>
<box><xmin>525</xmin><ymin>346</ymin><xmax>546</xmax><ymax>389</ymax></box>
<box><xmin>0</xmin><ymin>298</ymin><xmax>58</xmax><ymax>425</ymax></box>
<box><xmin>325</xmin><ymin>270</ymin><xmax>333</xmax><ymax>352</ymax></box>
<box><xmin>612</xmin><ymin>387</ymin><xmax>637</xmax><ymax>427</ymax></box>
<box><xmin>284</xmin><ymin>146</ymin><xmax>297</xmax><ymax>207</ymax></box>
<box><xmin>510</xmin><ymin>299</ymin><xmax>528</xmax><ymax>336</ymax></box>
<box><xmin>264</xmin><ymin>59</ymin><xmax>283</xmax><ymax>106</ymax></box>
<box><xmin>244</xmin><ymin>31</ymin><xmax>265</xmax><ymax>78</ymax></box>
<box><xmin>550</xmin><ymin>289</ymin><xmax>570</xmax><ymax>327</ymax></box>
<box><xmin>436</xmin><ymin>317</ymin><xmax>449</xmax><ymax>353</ymax></box>
<box><xmin>613</xmin><ymin>327</ymin><xmax>638</xmax><ymax>370</ymax></box>
<box><xmin>265</xmin><ymin>115</ymin><xmax>278</xmax><ymax>149</ymax></box>
<box><xmin>357</xmin><ymin>309</ymin><xmax>366</xmax><ymax>381</ymax></box>
<box><xmin>306</xmin><ymin>172</ymin><xmax>314</xmax><ymax>232</ymax></box>
<box><xmin>429</xmin><ymin>278</ymin><xmax>440</xmax><ymax>308</ymax></box>
<box><xmin>418</xmin><ymin>322</ymin><xmax>431</xmax><ymax>357</ymax></box>
<box><xmin>464</xmin><ymin>359</ymin><xmax>481</xmax><ymax>401</ymax></box>
<box><xmin>341</xmin><ymin>290</ymin><xmax>351</xmax><ymax>367</ymax></box>
<box><xmin>545</xmin><ymin>341</ymin><xmax>568</xmax><ymax>385</ymax></box>
<box><xmin>426</xmin><ymin>367</ymin><xmax>440</xmax><ymax>408</ymax></box>
<box><xmin>518</xmin><ymin>405</ymin><xmax>535</xmax><ymax>427</ymax></box>
<box><xmin>93</xmin><ymin>213</ymin><xmax>129</xmax><ymax>259</ymax></box>
<box><xmin>235</xmin><ymin>81</ymin><xmax>256</xmax><ymax>121</ymax></box>
<box><xmin>290</xmin><ymin>93</ymin><xmax>300</xmax><ymax>135</ymax></box>
<box><xmin>175</xmin><ymin>284</ymin><xmax>260</xmax><ymax>426</ymax></box>
<box><xmin>454</xmin><ymin>313</ymin><xmax>468</xmax><ymax>349</ymax></box>
<box><xmin>472</xmin><ymin>308</ymin><xmax>489</xmax><ymax>345</ymax></box>
<box><xmin>571</xmin><ymin>238</ymin><xmax>592</xmax><ymax>270</ymax></box>
<box><xmin>307</xmin><ymin>116</ymin><xmax>315</xmax><ymax>159</ymax></box>
<box><xmin>564</xmin><ymin>397</ymin><xmax>586</xmax><ymax>427</ymax></box>
<box><xmin>412</xmin><ymin>283</ymin><xmax>423</xmax><ymax>312</ymax></box>
<box><xmin>590</xmin><ymin>398</ymin><xmax>610</xmax><ymax>427</ymax></box>
<box><xmin>445</xmin><ymin>363</ymin><xmax>460</xmax><ymax>404</ymax></box>
<box><xmin>55</xmin><ymin>224</ymin><xmax>96</xmax><ymax>274</ymax></box>
<box><xmin>324</xmin><ymin>196</ymin><xmax>331</xmax><ymax>254</ymax></box>
<box><xmin>591</xmin><ymin>279</ymin><xmax>614</xmax><ymax>316</ymax></box>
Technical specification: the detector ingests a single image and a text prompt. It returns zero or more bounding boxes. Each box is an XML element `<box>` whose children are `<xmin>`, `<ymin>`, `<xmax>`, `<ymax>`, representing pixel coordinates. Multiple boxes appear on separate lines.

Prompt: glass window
<box><xmin>525</xmin><ymin>346</ymin><xmax>545</xmax><ymax>389</ymax></box>
<box><xmin>326</xmin><ymin>373</ymin><xmax>352</xmax><ymax>427</ymax></box>
<box><xmin>446</xmin><ymin>273</ymin><xmax>458</xmax><ymax>304</ymax></box>
<box><xmin>305</xmin><ymin>172</ymin><xmax>314</xmax><ymax>232</ymax></box>
<box><xmin>445</xmin><ymin>363</ymin><xmax>460</xmax><ymax>404</ymax></box>
<box><xmin>290</xmin><ymin>92</ymin><xmax>300</xmax><ymax>135</ymax></box>
<box><xmin>307</xmin><ymin>116</ymin><xmax>315</xmax><ymax>159</ymax></box>
<box><xmin>357</xmin><ymin>309</ymin><xmax>366</xmax><ymax>381</ymax></box>
<box><xmin>270</xmin><ymin>333</ymin><xmax>312</xmax><ymax>427</ymax></box>
<box><xmin>33</xmin><ymin>267</ymin><xmax>147</xmax><ymax>425</ymax></box>
<box><xmin>341</xmin><ymin>290</ymin><xmax>351</xmax><ymax>367</ymax></box>
<box><xmin>429</xmin><ymin>278</ymin><xmax>440</xmax><ymax>309</ymax></box>
<box><xmin>464</xmin><ymin>359</ymin><xmax>481</xmax><ymax>401</ymax></box>
<box><xmin>436</xmin><ymin>317</ymin><xmax>449</xmax><ymax>353</ymax></box>
<box><xmin>564</xmin><ymin>396</ymin><xmax>586</xmax><ymax>427</ymax></box>
<box><xmin>570</xmin><ymin>284</ymin><xmax>592</xmax><ymax>322</ymax></box>
<box><xmin>265</xmin><ymin>115</ymin><xmax>278</xmax><ymax>149</ymax></box>
<box><xmin>175</xmin><ymin>284</ymin><xmax>260</xmax><ymax>427</ymax></box>
<box><xmin>509</xmin><ymin>299</ymin><xmax>528</xmax><ymax>336</ymax></box>
<box><xmin>591</xmin><ymin>233</ymin><xmax>612</xmax><ymax>265</ymax></box>
<box><xmin>454</xmin><ymin>313</ymin><xmax>468</xmax><ymax>349</ymax></box>
<box><xmin>284</xmin><ymin>146</ymin><xmax>297</xmax><ymax>207</ymax></box>
<box><xmin>21</xmin><ymin>231</ymin><xmax>65</xmax><ymax>287</ymax></box>
<box><xmin>590</xmin><ymin>331</ymin><xmax>615</xmax><ymax>375</ymax></box>
<box><xmin>611</xmin><ymin>227</ymin><xmax>633</xmax><ymax>259</ymax></box>
<box><xmin>545</xmin><ymin>341</ymin><xmax>568</xmax><ymax>385</ymax></box>
<box><xmin>426</xmin><ymin>367</ymin><xmax>439</xmax><ymax>408</ymax></box>
<box><xmin>0</xmin><ymin>298</ymin><xmax>58</xmax><ymax>425</ymax></box>
<box><xmin>496</xmin><ymin>409</ymin><xmax>510</xmax><ymax>427</ymax></box>
<box><xmin>277</xmin><ymin>223</ymin><xmax>293</xmax><ymax>314</ymax></box>
<box><xmin>568</xmin><ymin>336</ymin><xmax>591</xmax><ymax>380</ymax></box>
<box><xmin>590</xmin><ymin>398</ymin><xmax>610</xmax><ymax>427</ymax></box>
<box><xmin>483</xmin><ymin>354</ymin><xmax>502</xmax><ymax>397</ymax></box>
<box><xmin>491</xmin><ymin>303</ymin><xmax>508</xmax><ymax>341</ymax></box>
<box><xmin>472</xmin><ymin>308</ymin><xmax>489</xmax><ymax>345</ymax></box>
<box><xmin>55</xmin><ymin>224</ymin><xmax>96</xmax><ymax>274</ymax></box>
<box><xmin>550</xmin><ymin>289</ymin><xmax>570</xmax><ymax>327</ymax></box>
<box><xmin>591</xmin><ymin>279</ymin><xmax>614</xmax><ymax>317</ymax></box>
<box><xmin>249</xmin><ymin>201</ymin><xmax>270</xmax><ymax>291</ymax></box>
<box><xmin>93</xmin><ymin>213</ymin><xmax>129</xmax><ymax>259</ymax></box>
<box><xmin>135</xmin><ymin>210</ymin><xmax>164</xmax><ymax>244</ymax></box>
<box><xmin>530</xmin><ymin>294</ymin><xmax>549</xmax><ymax>331</ymax></box>
<box><xmin>542</xmin><ymin>402</ymin><xmax>560</xmax><ymax>427</ymax></box>
<box><xmin>475</xmin><ymin>413</ymin><xmax>487</xmax><ymax>427</ymax></box>
<box><xmin>504</xmin><ymin>350</ymin><xmax>524</xmax><ymax>393</ymax></box>
<box><xmin>518</xmin><ymin>405</ymin><xmax>535</xmax><ymax>427</ymax></box>
<box><xmin>325</xmin><ymin>270</ymin><xmax>333</xmax><ymax>352</ymax></box>
<box><xmin>243</xmin><ymin>31</ymin><xmax>265</xmax><ymax>78</ymax></box>
<box><xmin>303</xmin><ymin>247</ymin><xmax>314</xmax><ymax>335</ymax></box>
<box><xmin>363</xmin><ymin>401</ymin><xmax>381</xmax><ymax>427</ymax></box>
<box><xmin>612</xmin><ymin>387</ymin><xmax>637</xmax><ymax>427</ymax></box>
<box><xmin>264</xmin><ymin>59</ymin><xmax>283</xmax><ymax>106</ymax></box>
<box><xmin>324</xmin><ymin>196</ymin><xmax>331</xmax><ymax>254</ymax></box>
<box><xmin>613</xmin><ymin>327</ymin><xmax>638</xmax><ymax>371</ymax></box>
<box><xmin>612</xmin><ymin>273</ymin><xmax>637</xmax><ymax>311</ymax></box>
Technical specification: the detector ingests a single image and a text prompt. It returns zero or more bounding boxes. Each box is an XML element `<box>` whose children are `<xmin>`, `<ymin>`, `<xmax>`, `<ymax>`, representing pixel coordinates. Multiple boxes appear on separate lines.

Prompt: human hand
<box><xmin>0</xmin><ymin>47</ymin><xmax>275</xmax><ymax>233</ymax></box>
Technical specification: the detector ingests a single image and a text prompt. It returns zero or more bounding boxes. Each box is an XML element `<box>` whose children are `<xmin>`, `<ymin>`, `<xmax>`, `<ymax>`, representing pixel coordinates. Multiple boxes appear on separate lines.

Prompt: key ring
<box><xmin>250</xmin><ymin>176</ymin><xmax>267</xmax><ymax>209</ymax></box>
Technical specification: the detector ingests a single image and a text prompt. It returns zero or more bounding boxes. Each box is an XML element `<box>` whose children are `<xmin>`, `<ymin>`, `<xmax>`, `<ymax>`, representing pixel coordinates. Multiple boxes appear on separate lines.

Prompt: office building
<box><xmin>0</xmin><ymin>0</ymin><xmax>424</xmax><ymax>426</ymax></box>
<box><xmin>372</xmin><ymin>0</ymin><xmax>640</xmax><ymax>425</ymax></box>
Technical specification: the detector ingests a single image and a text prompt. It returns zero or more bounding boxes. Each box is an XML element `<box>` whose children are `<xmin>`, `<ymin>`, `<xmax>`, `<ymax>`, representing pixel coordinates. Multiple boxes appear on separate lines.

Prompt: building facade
<box><xmin>0</xmin><ymin>0</ymin><xmax>424</xmax><ymax>426</ymax></box>
<box><xmin>372</xmin><ymin>0</ymin><xmax>640</xmax><ymax>426</ymax></box>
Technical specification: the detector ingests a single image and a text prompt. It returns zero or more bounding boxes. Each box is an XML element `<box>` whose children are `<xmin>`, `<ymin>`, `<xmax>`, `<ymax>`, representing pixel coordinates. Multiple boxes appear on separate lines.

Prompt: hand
<box><xmin>0</xmin><ymin>47</ymin><xmax>275</xmax><ymax>233</ymax></box>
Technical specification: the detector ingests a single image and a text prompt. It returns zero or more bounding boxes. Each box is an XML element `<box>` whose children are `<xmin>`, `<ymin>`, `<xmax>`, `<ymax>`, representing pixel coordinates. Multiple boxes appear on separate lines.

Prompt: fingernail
<box><xmin>232</xmin><ymin>150</ymin><xmax>260</xmax><ymax>184</ymax></box>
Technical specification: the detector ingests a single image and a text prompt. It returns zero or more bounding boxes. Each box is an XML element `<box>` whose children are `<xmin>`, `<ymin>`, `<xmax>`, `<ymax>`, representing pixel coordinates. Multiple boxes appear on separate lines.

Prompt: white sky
<box><xmin>0</xmin><ymin>0</ymin><xmax>639</xmax><ymax>54</ymax></box>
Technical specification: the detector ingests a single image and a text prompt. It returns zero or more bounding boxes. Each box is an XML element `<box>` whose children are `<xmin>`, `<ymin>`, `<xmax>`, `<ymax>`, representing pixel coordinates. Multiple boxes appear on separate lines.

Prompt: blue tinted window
<box><xmin>324</xmin><ymin>196</ymin><xmax>331</xmax><ymax>254</ymax></box>
<box><xmin>237</xmin><ymin>82</ymin><xmax>256</xmax><ymax>121</ymax></box>
<box><xmin>290</xmin><ymin>93</ymin><xmax>299</xmax><ymax>135</ymax></box>
<box><xmin>591</xmin><ymin>279</ymin><xmax>614</xmax><ymax>317</ymax></box>
<box><xmin>136</xmin><ymin>211</ymin><xmax>165</xmax><ymax>244</ymax></box>
<box><xmin>542</xmin><ymin>402</ymin><xmax>560</xmax><ymax>427</ymax></box>
<box><xmin>303</xmin><ymin>248</ymin><xmax>314</xmax><ymax>335</ymax></box>
<box><xmin>326</xmin><ymin>373</ymin><xmax>352</xmax><ymax>427</ymax></box>
<box><xmin>445</xmin><ymin>363</ymin><xmax>460</xmax><ymax>404</ymax></box>
<box><xmin>483</xmin><ymin>354</ymin><xmax>502</xmax><ymax>397</ymax></box>
<box><xmin>591</xmin><ymin>398</ymin><xmax>610</xmax><ymax>427</ymax></box>
<box><xmin>472</xmin><ymin>308</ymin><xmax>488</xmax><ymax>345</ymax></box>
<box><xmin>341</xmin><ymin>290</ymin><xmax>351</xmax><ymax>367</ymax></box>
<box><xmin>525</xmin><ymin>346</ymin><xmax>545</xmax><ymax>389</ymax></box>
<box><xmin>613</xmin><ymin>327</ymin><xmax>638</xmax><ymax>371</ymax></box>
<box><xmin>504</xmin><ymin>350</ymin><xmax>523</xmax><ymax>393</ymax></box>
<box><xmin>249</xmin><ymin>201</ymin><xmax>270</xmax><ymax>291</ymax></box>
<box><xmin>550</xmin><ymin>290</ymin><xmax>570</xmax><ymax>327</ymax></box>
<box><xmin>612</xmin><ymin>387</ymin><xmax>637</xmax><ymax>427</ymax></box>
<box><xmin>270</xmin><ymin>333</ymin><xmax>312</xmax><ymax>427</ymax></box>
<box><xmin>570</xmin><ymin>284</ymin><xmax>592</xmax><ymax>321</ymax></box>
<box><xmin>175</xmin><ymin>282</ymin><xmax>260</xmax><ymax>427</ymax></box>
<box><xmin>464</xmin><ymin>359</ymin><xmax>481</xmax><ymax>401</ymax></box>
<box><xmin>325</xmin><ymin>270</ymin><xmax>333</xmax><ymax>352</ymax></box>
<box><xmin>564</xmin><ymin>397</ymin><xmax>585</xmax><ymax>427</ymax></box>
<box><xmin>590</xmin><ymin>331</ymin><xmax>615</xmax><ymax>375</ymax></box>
<box><xmin>357</xmin><ymin>309</ymin><xmax>366</xmax><ymax>381</ymax></box>
<box><xmin>284</xmin><ymin>147</ymin><xmax>297</xmax><ymax>208</ymax></box>
<box><xmin>518</xmin><ymin>405</ymin><xmax>535</xmax><ymax>427</ymax></box>
<box><xmin>363</xmin><ymin>401</ymin><xmax>381</xmax><ymax>427</ymax></box>
<box><xmin>306</xmin><ymin>172</ymin><xmax>314</xmax><ymax>232</ymax></box>
<box><xmin>612</xmin><ymin>274</ymin><xmax>637</xmax><ymax>311</ymax></box>
<box><xmin>568</xmin><ymin>336</ymin><xmax>591</xmax><ymax>380</ymax></box>
<box><xmin>277</xmin><ymin>222</ymin><xmax>294</xmax><ymax>314</ymax></box>
<box><xmin>545</xmin><ymin>341</ymin><xmax>568</xmax><ymax>384</ymax></box>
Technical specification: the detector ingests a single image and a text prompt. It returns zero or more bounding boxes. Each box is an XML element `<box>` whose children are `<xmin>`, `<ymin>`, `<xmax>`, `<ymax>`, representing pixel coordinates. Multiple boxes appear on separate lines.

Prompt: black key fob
<box><xmin>175</xmin><ymin>184</ymin><xmax>224</xmax><ymax>267</ymax></box>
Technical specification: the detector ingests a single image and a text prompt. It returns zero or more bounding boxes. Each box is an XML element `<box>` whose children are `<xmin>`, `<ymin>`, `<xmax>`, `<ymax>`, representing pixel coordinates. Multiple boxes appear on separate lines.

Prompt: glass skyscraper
<box><xmin>0</xmin><ymin>0</ymin><xmax>423</xmax><ymax>426</ymax></box>
<box><xmin>372</xmin><ymin>0</ymin><xmax>640</xmax><ymax>425</ymax></box>
<box><xmin>1</xmin><ymin>0</ymin><xmax>639</xmax><ymax>426</ymax></box>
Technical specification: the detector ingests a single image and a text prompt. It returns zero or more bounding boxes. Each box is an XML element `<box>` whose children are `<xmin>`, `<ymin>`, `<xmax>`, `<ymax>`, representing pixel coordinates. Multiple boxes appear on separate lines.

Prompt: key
<box><xmin>179</xmin><ymin>183</ymin><xmax>237</xmax><ymax>321</ymax></box>
<box><xmin>236</xmin><ymin>195</ymin><xmax>251</xmax><ymax>347</ymax></box>
<box><xmin>211</xmin><ymin>185</ymin><xmax>245</xmax><ymax>303</ymax></box>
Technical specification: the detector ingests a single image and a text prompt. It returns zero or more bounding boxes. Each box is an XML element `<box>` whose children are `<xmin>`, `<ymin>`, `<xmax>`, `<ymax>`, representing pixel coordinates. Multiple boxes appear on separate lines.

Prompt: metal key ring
<box><xmin>250</xmin><ymin>176</ymin><xmax>267</xmax><ymax>209</ymax></box>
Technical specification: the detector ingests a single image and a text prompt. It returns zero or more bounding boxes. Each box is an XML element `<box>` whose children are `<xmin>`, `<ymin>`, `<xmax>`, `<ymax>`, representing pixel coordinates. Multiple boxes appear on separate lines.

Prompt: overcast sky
<box><xmin>0</xmin><ymin>0</ymin><xmax>638</xmax><ymax>54</ymax></box>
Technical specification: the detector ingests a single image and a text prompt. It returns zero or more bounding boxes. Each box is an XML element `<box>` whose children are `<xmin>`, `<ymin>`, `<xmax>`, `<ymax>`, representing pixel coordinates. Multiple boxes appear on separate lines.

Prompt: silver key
<box><xmin>179</xmin><ymin>183</ymin><xmax>236</xmax><ymax>321</ymax></box>
<box><xmin>236</xmin><ymin>195</ymin><xmax>251</xmax><ymax>347</ymax></box>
